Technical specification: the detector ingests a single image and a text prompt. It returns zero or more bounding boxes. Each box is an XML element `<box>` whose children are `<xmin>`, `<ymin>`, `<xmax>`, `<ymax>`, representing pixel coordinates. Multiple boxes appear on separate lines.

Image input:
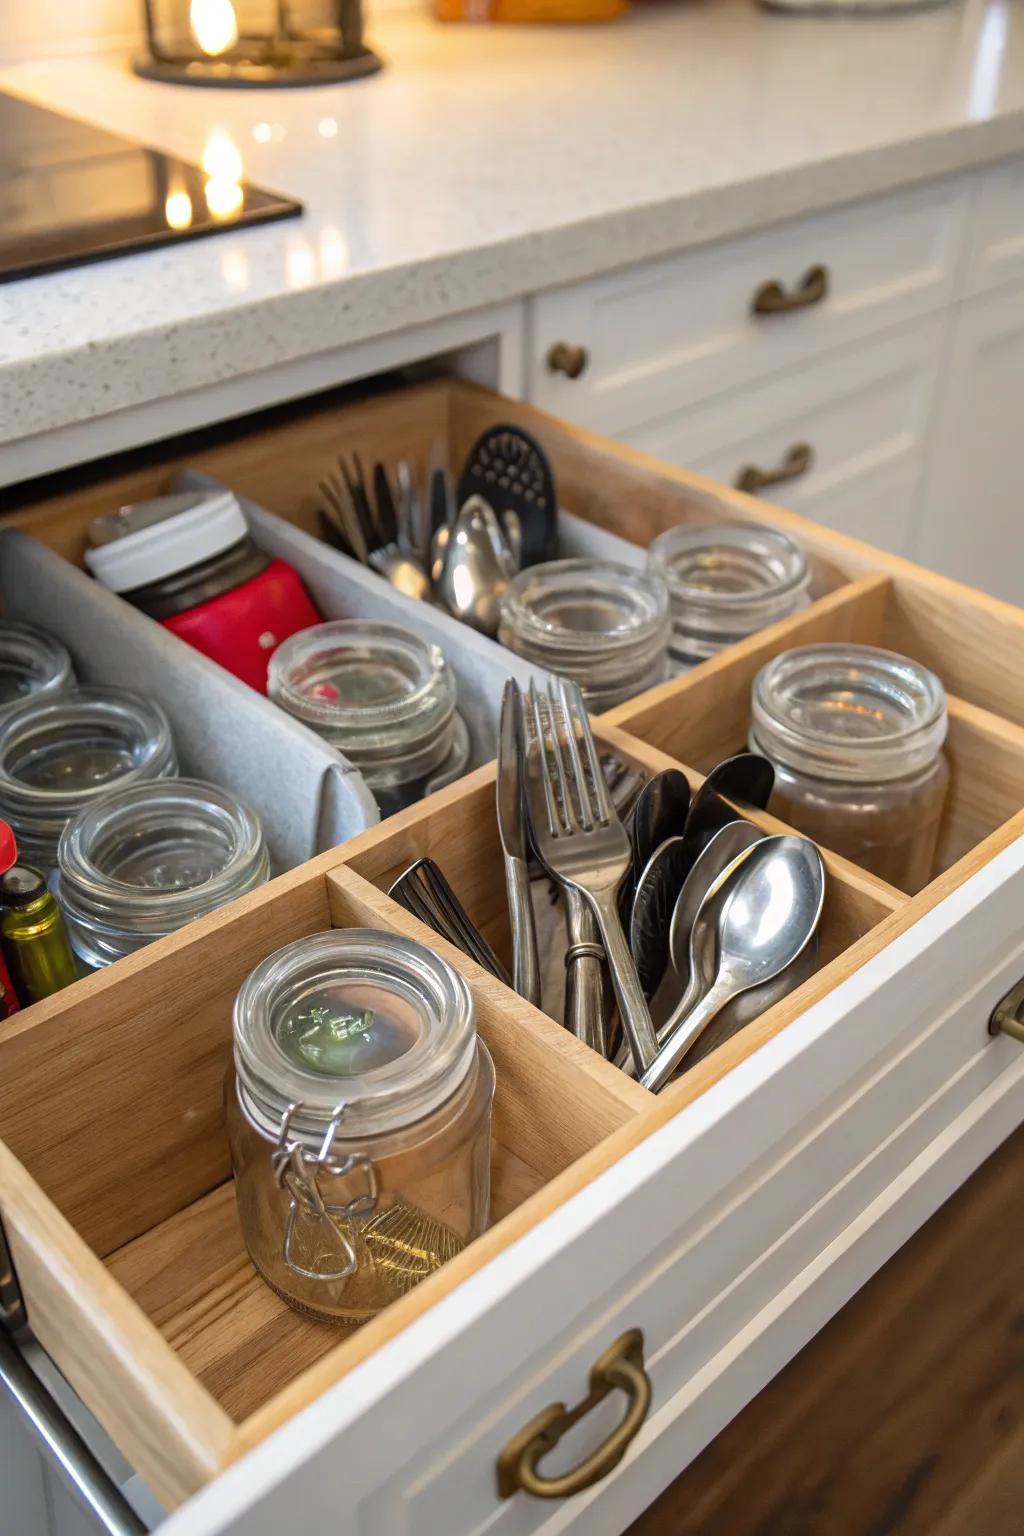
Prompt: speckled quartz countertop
<box><xmin>3</xmin><ymin>0</ymin><xmax>1024</xmax><ymax>459</ymax></box>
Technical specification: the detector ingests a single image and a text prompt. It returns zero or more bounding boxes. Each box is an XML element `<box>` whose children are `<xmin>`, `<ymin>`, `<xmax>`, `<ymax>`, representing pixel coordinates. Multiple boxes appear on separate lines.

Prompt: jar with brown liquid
<box><xmin>749</xmin><ymin>644</ymin><xmax>949</xmax><ymax>894</ymax></box>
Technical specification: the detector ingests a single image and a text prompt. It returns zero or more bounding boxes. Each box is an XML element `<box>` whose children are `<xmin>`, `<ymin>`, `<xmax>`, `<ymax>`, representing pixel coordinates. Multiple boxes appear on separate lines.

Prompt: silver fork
<box><xmin>522</xmin><ymin>676</ymin><xmax>659</xmax><ymax>1073</ymax></box>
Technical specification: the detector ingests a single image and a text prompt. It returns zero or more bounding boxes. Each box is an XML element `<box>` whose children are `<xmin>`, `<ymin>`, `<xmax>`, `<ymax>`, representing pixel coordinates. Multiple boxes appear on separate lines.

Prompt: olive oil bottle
<box><xmin>0</xmin><ymin>865</ymin><xmax>78</xmax><ymax>1006</ymax></box>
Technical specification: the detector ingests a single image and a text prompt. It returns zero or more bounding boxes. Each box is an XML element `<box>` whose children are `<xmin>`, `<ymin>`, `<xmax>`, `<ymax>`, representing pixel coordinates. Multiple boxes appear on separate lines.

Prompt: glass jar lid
<box><xmin>498</xmin><ymin>558</ymin><xmax>669</xmax><ymax>671</ymax></box>
<box><xmin>0</xmin><ymin>686</ymin><xmax>178</xmax><ymax>859</ymax></box>
<box><xmin>0</xmin><ymin>620</ymin><xmax>75</xmax><ymax>722</ymax></box>
<box><xmin>647</xmin><ymin>522</ymin><xmax>809</xmax><ymax>641</ymax></box>
<box><xmin>234</xmin><ymin>928</ymin><xmax>476</xmax><ymax>1144</ymax></box>
<box><xmin>58</xmin><ymin>778</ymin><xmax>270</xmax><ymax>963</ymax></box>
<box><xmin>267</xmin><ymin>621</ymin><xmax>458</xmax><ymax>782</ymax></box>
<box><xmin>751</xmin><ymin>643</ymin><xmax>948</xmax><ymax>783</ymax></box>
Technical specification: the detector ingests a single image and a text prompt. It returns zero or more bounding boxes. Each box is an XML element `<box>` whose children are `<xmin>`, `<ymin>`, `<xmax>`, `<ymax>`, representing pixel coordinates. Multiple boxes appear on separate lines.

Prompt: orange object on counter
<box><xmin>438</xmin><ymin>0</ymin><xmax>628</xmax><ymax>21</ymax></box>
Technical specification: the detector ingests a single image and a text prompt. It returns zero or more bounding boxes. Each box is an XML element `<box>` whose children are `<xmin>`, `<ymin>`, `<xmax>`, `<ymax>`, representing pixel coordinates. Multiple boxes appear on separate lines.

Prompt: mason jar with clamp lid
<box><xmin>228</xmin><ymin>928</ymin><xmax>494</xmax><ymax>1324</ymax></box>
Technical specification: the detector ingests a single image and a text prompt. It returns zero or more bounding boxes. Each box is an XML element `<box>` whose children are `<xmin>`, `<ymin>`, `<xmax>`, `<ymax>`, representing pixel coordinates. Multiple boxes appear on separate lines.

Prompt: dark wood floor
<box><xmin>627</xmin><ymin>1126</ymin><xmax>1024</xmax><ymax>1536</ymax></box>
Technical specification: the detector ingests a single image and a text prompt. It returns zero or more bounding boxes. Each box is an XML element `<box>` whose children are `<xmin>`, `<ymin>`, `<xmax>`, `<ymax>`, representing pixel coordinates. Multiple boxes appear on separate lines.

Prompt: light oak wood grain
<box><xmin>106</xmin><ymin>1143</ymin><xmax>548</xmax><ymax>1424</ymax></box>
<box><xmin>0</xmin><ymin>1141</ymin><xmax>233</xmax><ymax>1509</ymax></box>
<box><xmin>3</xmin><ymin>381</ymin><xmax>454</xmax><ymax>568</ymax></box>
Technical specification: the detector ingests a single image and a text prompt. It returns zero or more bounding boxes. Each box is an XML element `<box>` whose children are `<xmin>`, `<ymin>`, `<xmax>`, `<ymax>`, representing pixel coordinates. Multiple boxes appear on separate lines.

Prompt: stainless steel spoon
<box><xmin>434</xmin><ymin>494</ymin><xmax>518</xmax><ymax>635</ymax></box>
<box><xmin>660</xmin><ymin>820</ymin><xmax>766</xmax><ymax>1021</ymax></box>
<box><xmin>639</xmin><ymin>835</ymin><xmax>826</xmax><ymax>1093</ymax></box>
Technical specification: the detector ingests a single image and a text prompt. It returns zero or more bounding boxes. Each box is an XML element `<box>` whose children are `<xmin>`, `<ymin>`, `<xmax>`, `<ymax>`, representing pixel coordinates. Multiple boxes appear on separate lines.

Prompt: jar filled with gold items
<box><xmin>228</xmin><ymin>928</ymin><xmax>494</xmax><ymax>1324</ymax></box>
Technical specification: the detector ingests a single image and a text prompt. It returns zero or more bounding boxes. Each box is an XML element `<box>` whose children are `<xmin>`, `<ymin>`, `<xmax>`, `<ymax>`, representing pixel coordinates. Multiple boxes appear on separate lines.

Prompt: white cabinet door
<box><xmin>622</xmin><ymin>319</ymin><xmax>943</xmax><ymax>557</ymax></box>
<box><xmin>527</xmin><ymin>179</ymin><xmax>968</xmax><ymax>437</ymax></box>
<box><xmin>919</xmin><ymin>284</ymin><xmax>1024</xmax><ymax>605</ymax></box>
<box><xmin>963</xmin><ymin>156</ymin><xmax>1024</xmax><ymax>297</ymax></box>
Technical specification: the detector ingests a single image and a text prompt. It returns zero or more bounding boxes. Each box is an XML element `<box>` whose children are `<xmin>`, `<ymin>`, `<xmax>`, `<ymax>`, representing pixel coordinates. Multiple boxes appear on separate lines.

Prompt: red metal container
<box><xmin>85</xmin><ymin>491</ymin><xmax>320</xmax><ymax>693</ymax></box>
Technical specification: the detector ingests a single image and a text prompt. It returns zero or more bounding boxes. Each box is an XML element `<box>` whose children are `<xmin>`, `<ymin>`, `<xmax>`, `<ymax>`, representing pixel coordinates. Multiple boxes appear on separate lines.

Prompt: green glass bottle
<box><xmin>0</xmin><ymin>865</ymin><xmax>79</xmax><ymax>1006</ymax></box>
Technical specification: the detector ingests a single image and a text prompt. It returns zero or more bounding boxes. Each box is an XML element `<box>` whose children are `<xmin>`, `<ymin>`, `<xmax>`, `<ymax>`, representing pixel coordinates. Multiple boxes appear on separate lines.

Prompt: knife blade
<box><xmin>497</xmin><ymin>679</ymin><xmax>540</xmax><ymax>1007</ymax></box>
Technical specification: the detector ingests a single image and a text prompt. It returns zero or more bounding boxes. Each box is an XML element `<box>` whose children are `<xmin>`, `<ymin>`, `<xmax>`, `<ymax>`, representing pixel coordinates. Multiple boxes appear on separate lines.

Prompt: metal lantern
<box><xmin>136</xmin><ymin>1</ymin><xmax>381</xmax><ymax>88</ymax></box>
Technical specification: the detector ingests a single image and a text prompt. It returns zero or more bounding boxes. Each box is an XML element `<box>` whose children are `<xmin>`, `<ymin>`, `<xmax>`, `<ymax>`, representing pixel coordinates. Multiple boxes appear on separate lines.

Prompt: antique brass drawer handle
<box><xmin>752</xmin><ymin>263</ymin><xmax>830</xmax><ymax>315</ymax></box>
<box><xmin>546</xmin><ymin>341</ymin><xmax>590</xmax><ymax>379</ymax></box>
<box><xmin>736</xmin><ymin>442</ymin><xmax>814</xmax><ymax>494</ymax></box>
<box><xmin>989</xmin><ymin>976</ymin><xmax>1024</xmax><ymax>1043</ymax></box>
<box><xmin>496</xmin><ymin>1329</ymin><xmax>651</xmax><ymax>1500</ymax></box>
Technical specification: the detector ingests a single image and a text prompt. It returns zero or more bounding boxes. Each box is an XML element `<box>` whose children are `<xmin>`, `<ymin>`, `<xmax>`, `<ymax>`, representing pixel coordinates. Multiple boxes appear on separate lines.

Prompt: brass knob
<box><xmin>990</xmin><ymin>977</ymin><xmax>1024</xmax><ymax>1043</ymax></box>
<box><xmin>752</xmin><ymin>264</ymin><xmax>829</xmax><ymax>316</ymax></box>
<box><xmin>496</xmin><ymin>1329</ymin><xmax>651</xmax><ymax>1500</ymax></box>
<box><xmin>735</xmin><ymin>442</ymin><xmax>814</xmax><ymax>495</ymax></box>
<box><xmin>546</xmin><ymin>341</ymin><xmax>589</xmax><ymax>379</ymax></box>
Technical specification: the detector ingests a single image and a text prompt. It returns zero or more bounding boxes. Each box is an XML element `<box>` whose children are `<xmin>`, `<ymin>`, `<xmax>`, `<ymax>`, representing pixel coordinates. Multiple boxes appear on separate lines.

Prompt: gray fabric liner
<box><xmin>0</xmin><ymin>528</ymin><xmax>378</xmax><ymax>870</ymax></box>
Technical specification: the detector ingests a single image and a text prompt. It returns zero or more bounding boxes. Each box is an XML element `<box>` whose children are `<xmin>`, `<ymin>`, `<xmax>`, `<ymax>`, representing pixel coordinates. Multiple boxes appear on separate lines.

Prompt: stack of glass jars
<box><xmin>498</xmin><ymin>558</ymin><xmax>670</xmax><ymax>711</ymax></box>
<box><xmin>228</xmin><ymin>928</ymin><xmax>494</xmax><ymax>1324</ymax></box>
<box><xmin>0</xmin><ymin>687</ymin><xmax>178</xmax><ymax>869</ymax></box>
<box><xmin>268</xmin><ymin>621</ymin><xmax>470</xmax><ymax>816</ymax></box>
<box><xmin>58</xmin><ymin>778</ymin><xmax>270</xmax><ymax>968</ymax></box>
<box><xmin>647</xmin><ymin>521</ymin><xmax>809</xmax><ymax>672</ymax></box>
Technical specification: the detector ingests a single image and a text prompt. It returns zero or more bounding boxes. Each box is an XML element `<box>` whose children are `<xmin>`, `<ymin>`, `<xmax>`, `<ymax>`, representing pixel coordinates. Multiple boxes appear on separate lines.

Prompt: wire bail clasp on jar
<box><xmin>271</xmin><ymin>1101</ymin><xmax>379</xmax><ymax>1283</ymax></box>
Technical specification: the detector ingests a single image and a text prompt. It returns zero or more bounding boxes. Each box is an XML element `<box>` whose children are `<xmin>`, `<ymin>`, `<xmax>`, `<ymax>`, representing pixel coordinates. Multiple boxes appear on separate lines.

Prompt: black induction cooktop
<box><xmin>0</xmin><ymin>90</ymin><xmax>302</xmax><ymax>283</ymax></box>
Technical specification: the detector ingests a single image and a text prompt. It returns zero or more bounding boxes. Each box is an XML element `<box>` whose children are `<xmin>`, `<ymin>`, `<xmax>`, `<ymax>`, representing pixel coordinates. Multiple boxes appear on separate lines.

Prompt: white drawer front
<box><xmin>162</xmin><ymin>836</ymin><xmax>1024</xmax><ymax>1536</ymax></box>
<box><xmin>964</xmin><ymin>156</ymin><xmax>1024</xmax><ymax>296</ymax></box>
<box><xmin>527</xmin><ymin>179</ymin><xmax>968</xmax><ymax>436</ymax></box>
<box><xmin>622</xmin><ymin>319</ymin><xmax>943</xmax><ymax>557</ymax></box>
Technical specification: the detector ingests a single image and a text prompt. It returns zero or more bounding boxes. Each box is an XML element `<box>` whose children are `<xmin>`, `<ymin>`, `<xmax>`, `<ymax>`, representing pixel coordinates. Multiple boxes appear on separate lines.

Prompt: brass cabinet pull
<box><xmin>752</xmin><ymin>263</ymin><xmax>829</xmax><ymax>316</ymax></box>
<box><xmin>546</xmin><ymin>341</ymin><xmax>590</xmax><ymax>379</ymax></box>
<box><xmin>496</xmin><ymin>1329</ymin><xmax>651</xmax><ymax>1500</ymax></box>
<box><xmin>990</xmin><ymin>976</ymin><xmax>1024</xmax><ymax>1043</ymax></box>
<box><xmin>735</xmin><ymin>442</ymin><xmax>814</xmax><ymax>495</ymax></box>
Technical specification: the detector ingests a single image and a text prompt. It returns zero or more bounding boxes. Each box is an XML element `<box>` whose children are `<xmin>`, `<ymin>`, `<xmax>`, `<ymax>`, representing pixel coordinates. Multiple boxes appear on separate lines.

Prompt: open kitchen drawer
<box><xmin>2</xmin><ymin>380</ymin><xmax>1024</xmax><ymax>1536</ymax></box>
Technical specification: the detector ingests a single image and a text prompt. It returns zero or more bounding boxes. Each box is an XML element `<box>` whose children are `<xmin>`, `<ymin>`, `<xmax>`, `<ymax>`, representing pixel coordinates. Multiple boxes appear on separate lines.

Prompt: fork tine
<box><xmin>545</xmin><ymin>677</ymin><xmax>581</xmax><ymax>833</ymax></box>
<box><xmin>527</xmin><ymin>679</ymin><xmax>562</xmax><ymax>838</ymax></box>
<box><xmin>555</xmin><ymin>678</ymin><xmax>595</xmax><ymax>835</ymax></box>
<box><xmin>560</xmin><ymin>679</ymin><xmax>613</xmax><ymax>826</ymax></box>
<box><xmin>553</xmin><ymin>676</ymin><xmax>593</xmax><ymax>832</ymax></box>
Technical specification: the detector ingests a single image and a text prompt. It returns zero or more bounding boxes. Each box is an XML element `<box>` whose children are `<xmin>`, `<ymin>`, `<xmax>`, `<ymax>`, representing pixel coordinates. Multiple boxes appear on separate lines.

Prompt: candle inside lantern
<box><xmin>189</xmin><ymin>0</ymin><xmax>239</xmax><ymax>56</ymax></box>
<box><xmin>164</xmin><ymin>188</ymin><xmax>193</xmax><ymax>231</ymax></box>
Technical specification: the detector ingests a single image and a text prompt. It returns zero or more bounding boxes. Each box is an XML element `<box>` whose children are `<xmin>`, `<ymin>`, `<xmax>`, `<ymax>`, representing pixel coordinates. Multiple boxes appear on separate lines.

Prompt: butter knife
<box><xmin>497</xmin><ymin>680</ymin><xmax>540</xmax><ymax>1007</ymax></box>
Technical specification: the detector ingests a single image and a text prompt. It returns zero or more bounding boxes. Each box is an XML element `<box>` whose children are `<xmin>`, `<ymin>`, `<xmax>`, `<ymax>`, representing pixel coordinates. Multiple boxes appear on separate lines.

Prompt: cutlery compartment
<box><xmin>342</xmin><ymin>726</ymin><xmax>905</xmax><ymax>1083</ymax></box>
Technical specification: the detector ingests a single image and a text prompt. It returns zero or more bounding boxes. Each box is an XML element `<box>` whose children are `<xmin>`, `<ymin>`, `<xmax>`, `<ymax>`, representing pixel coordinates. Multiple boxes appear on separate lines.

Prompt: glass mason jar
<box><xmin>0</xmin><ymin>687</ymin><xmax>178</xmax><ymax>871</ymax></box>
<box><xmin>57</xmin><ymin>778</ymin><xmax>270</xmax><ymax>968</ymax></box>
<box><xmin>268</xmin><ymin>621</ymin><xmax>470</xmax><ymax>816</ymax></box>
<box><xmin>749</xmin><ymin>644</ymin><xmax>950</xmax><ymax>893</ymax></box>
<box><xmin>0</xmin><ymin>620</ymin><xmax>75</xmax><ymax>723</ymax></box>
<box><xmin>228</xmin><ymin>928</ymin><xmax>494</xmax><ymax>1324</ymax></box>
<box><xmin>498</xmin><ymin>558</ymin><xmax>670</xmax><ymax>711</ymax></box>
<box><xmin>647</xmin><ymin>521</ymin><xmax>809</xmax><ymax>671</ymax></box>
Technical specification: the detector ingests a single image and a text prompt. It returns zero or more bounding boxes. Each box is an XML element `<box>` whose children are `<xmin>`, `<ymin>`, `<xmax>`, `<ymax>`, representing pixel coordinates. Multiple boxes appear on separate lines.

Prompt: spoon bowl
<box><xmin>640</xmin><ymin>834</ymin><xmax>825</xmax><ymax>1092</ymax></box>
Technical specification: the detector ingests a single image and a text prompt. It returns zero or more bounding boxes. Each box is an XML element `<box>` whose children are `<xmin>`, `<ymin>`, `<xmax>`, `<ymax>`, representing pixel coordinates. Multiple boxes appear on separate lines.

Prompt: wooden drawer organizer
<box><xmin>2</xmin><ymin>380</ymin><xmax>1024</xmax><ymax>1511</ymax></box>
